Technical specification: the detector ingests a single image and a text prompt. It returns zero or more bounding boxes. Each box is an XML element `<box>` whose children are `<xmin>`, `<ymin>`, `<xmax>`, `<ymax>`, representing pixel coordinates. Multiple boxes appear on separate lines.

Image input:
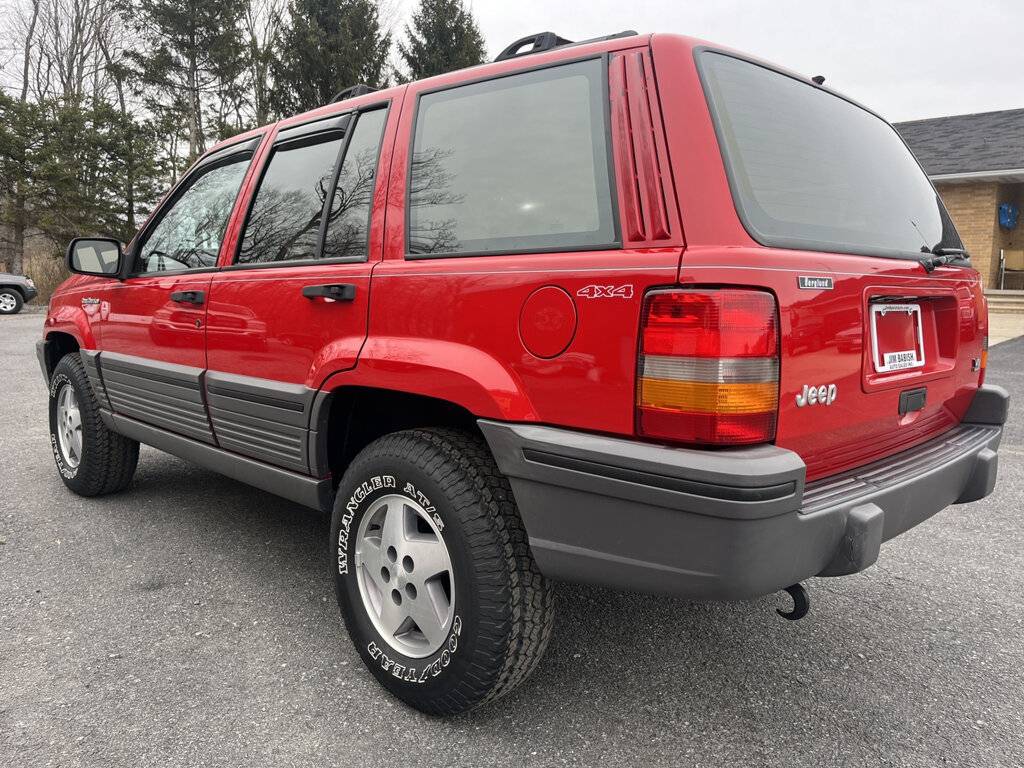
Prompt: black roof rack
<box><xmin>494</xmin><ymin>30</ymin><xmax>638</xmax><ymax>62</ymax></box>
<box><xmin>330</xmin><ymin>84</ymin><xmax>376</xmax><ymax>104</ymax></box>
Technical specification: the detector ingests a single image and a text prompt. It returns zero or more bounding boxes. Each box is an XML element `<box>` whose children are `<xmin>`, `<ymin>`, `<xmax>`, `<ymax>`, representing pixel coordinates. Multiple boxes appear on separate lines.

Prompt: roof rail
<box><xmin>330</xmin><ymin>84</ymin><xmax>376</xmax><ymax>104</ymax></box>
<box><xmin>494</xmin><ymin>30</ymin><xmax>638</xmax><ymax>62</ymax></box>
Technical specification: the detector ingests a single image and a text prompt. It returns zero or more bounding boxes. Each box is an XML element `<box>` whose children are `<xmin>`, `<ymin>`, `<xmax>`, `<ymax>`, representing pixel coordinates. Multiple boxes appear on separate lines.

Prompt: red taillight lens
<box><xmin>642</xmin><ymin>290</ymin><xmax>778</xmax><ymax>358</ymax></box>
<box><xmin>637</xmin><ymin>289</ymin><xmax>779</xmax><ymax>446</ymax></box>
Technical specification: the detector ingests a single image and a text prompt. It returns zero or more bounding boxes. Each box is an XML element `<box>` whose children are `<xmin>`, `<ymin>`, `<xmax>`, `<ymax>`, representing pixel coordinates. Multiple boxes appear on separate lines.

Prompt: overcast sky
<box><xmin>397</xmin><ymin>0</ymin><xmax>1024</xmax><ymax>123</ymax></box>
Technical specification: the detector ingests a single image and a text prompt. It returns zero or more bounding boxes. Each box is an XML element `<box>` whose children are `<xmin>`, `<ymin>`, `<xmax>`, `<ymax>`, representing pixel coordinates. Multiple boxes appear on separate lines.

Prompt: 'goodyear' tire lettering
<box><xmin>366</xmin><ymin>615</ymin><xmax>463</xmax><ymax>684</ymax></box>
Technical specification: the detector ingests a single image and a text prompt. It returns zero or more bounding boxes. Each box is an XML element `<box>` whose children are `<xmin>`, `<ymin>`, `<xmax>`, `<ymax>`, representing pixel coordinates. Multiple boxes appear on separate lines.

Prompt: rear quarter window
<box><xmin>407</xmin><ymin>58</ymin><xmax>617</xmax><ymax>256</ymax></box>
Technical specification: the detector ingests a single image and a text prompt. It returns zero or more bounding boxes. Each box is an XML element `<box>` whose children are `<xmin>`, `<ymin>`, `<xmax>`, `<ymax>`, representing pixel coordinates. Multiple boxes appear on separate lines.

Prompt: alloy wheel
<box><xmin>56</xmin><ymin>383</ymin><xmax>83</xmax><ymax>468</ymax></box>
<box><xmin>354</xmin><ymin>493</ymin><xmax>455</xmax><ymax>658</ymax></box>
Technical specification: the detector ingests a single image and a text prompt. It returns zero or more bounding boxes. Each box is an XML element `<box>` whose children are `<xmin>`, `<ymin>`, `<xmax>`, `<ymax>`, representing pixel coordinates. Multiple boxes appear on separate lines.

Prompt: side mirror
<box><xmin>67</xmin><ymin>237</ymin><xmax>123</xmax><ymax>277</ymax></box>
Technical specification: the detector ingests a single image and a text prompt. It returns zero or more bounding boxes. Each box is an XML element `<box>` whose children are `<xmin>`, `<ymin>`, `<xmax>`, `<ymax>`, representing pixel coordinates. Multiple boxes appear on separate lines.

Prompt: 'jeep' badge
<box><xmin>796</xmin><ymin>384</ymin><xmax>837</xmax><ymax>407</ymax></box>
<box><xmin>798</xmin><ymin>276</ymin><xmax>834</xmax><ymax>290</ymax></box>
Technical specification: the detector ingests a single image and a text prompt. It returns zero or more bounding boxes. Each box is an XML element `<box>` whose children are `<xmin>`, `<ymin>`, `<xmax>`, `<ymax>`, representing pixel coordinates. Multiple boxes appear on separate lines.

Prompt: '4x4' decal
<box><xmin>576</xmin><ymin>284</ymin><xmax>634</xmax><ymax>299</ymax></box>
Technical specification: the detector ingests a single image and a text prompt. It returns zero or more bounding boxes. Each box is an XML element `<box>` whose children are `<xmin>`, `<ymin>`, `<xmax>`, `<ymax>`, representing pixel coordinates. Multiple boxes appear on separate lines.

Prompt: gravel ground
<box><xmin>1</xmin><ymin>311</ymin><xmax>1022</xmax><ymax>768</ymax></box>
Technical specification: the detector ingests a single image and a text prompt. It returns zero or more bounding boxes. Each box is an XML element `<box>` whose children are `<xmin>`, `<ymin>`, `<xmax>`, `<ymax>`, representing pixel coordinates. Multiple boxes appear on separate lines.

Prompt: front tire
<box><xmin>48</xmin><ymin>353</ymin><xmax>139</xmax><ymax>496</ymax></box>
<box><xmin>331</xmin><ymin>428</ymin><xmax>554</xmax><ymax>715</ymax></box>
<box><xmin>0</xmin><ymin>289</ymin><xmax>23</xmax><ymax>315</ymax></box>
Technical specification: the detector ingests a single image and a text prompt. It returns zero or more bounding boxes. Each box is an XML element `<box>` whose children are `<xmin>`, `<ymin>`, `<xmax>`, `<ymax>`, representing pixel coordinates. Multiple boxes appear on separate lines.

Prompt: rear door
<box><xmin>98</xmin><ymin>140</ymin><xmax>257</xmax><ymax>443</ymax></box>
<box><xmin>366</xmin><ymin>47</ymin><xmax>684</xmax><ymax>436</ymax></box>
<box><xmin>203</xmin><ymin>104</ymin><xmax>393</xmax><ymax>473</ymax></box>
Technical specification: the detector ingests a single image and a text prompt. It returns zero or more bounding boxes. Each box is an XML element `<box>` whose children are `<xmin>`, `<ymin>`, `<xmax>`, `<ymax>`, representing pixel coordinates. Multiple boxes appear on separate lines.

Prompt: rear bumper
<box><xmin>23</xmin><ymin>285</ymin><xmax>38</xmax><ymax>301</ymax></box>
<box><xmin>479</xmin><ymin>384</ymin><xmax>1008</xmax><ymax>600</ymax></box>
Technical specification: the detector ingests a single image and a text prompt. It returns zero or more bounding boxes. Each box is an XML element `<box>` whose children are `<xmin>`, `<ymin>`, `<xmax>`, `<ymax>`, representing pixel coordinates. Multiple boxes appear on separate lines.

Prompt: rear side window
<box><xmin>237</xmin><ymin>133</ymin><xmax>345</xmax><ymax>264</ymax></box>
<box><xmin>408</xmin><ymin>58</ymin><xmax>617</xmax><ymax>256</ymax></box>
<box><xmin>699</xmin><ymin>52</ymin><xmax>961</xmax><ymax>260</ymax></box>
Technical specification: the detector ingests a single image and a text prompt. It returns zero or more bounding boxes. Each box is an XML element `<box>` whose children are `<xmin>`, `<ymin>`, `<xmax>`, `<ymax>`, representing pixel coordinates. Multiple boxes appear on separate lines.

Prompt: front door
<box><xmin>203</xmin><ymin>104</ymin><xmax>393</xmax><ymax>473</ymax></box>
<box><xmin>99</xmin><ymin>143</ymin><xmax>257</xmax><ymax>444</ymax></box>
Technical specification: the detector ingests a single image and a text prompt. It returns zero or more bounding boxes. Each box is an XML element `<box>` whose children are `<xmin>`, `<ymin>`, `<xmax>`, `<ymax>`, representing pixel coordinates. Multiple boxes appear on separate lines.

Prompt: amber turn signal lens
<box><xmin>979</xmin><ymin>335</ymin><xmax>988</xmax><ymax>386</ymax></box>
<box><xmin>638</xmin><ymin>379</ymin><xmax>779</xmax><ymax>415</ymax></box>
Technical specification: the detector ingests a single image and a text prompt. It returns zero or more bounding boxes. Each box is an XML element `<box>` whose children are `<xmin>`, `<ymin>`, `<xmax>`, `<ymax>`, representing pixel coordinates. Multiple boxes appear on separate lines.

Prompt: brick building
<box><xmin>896</xmin><ymin>109</ymin><xmax>1024</xmax><ymax>289</ymax></box>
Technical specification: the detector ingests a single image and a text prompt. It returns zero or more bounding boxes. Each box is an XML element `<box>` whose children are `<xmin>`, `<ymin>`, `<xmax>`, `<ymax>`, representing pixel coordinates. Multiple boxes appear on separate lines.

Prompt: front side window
<box><xmin>699</xmin><ymin>52</ymin><xmax>962</xmax><ymax>260</ymax></box>
<box><xmin>237</xmin><ymin>133</ymin><xmax>345</xmax><ymax>264</ymax></box>
<box><xmin>135</xmin><ymin>154</ymin><xmax>251</xmax><ymax>274</ymax></box>
<box><xmin>408</xmin><ymin>58</ymin><xmax>617</xmax><ymax>256</ymax></box>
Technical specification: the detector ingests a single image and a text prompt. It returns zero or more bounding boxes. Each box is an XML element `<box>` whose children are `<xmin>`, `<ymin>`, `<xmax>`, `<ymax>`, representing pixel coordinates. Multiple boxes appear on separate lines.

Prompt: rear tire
<box><xmin>331</xmin><ymin>428</ymin><xmax>554</xmax><ymax>715</ymax></box>
<box><xmin>0</xmin><ymin>289</ymin><xmax>23</xmax><ymax>315</ymax></box>
<box><xmin>48</xmin><ymin>354</ymin><xmax>139</xmax><ymax>496</ymax></box>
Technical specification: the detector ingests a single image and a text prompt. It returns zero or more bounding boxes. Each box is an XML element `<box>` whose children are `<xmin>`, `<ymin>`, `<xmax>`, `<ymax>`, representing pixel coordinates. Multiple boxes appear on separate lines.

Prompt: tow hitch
<box><xmin>776</xmin><ymin>583</ymin><xmax>810</xmax><ymax>621</ymax></box>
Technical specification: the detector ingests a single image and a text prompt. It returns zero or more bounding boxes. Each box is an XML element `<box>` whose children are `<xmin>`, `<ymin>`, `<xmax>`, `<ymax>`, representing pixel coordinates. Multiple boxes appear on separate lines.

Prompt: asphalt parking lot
<box><xmin>2</xmin><ymin>310</ymin><xmax>1022</xmax><ymax>768</ymax></box>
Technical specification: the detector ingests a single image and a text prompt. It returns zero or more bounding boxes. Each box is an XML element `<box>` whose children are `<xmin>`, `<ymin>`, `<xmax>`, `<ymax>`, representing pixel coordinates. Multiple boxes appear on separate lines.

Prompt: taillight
<box><xmin>636</xmin><ymin>289</ymin><xmax>780</xmax><ymax>446</ymax></box>
<box><xmin>979</xmin><ymin>335</ymin><xmax>988</xmax><ymax>386</ymax></box>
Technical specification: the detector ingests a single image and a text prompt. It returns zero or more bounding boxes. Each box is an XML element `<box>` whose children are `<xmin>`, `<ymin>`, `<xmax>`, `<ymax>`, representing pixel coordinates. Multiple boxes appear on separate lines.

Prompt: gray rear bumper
<box><xmin>479</xmin><ymin>385</ymin><xmax>1008</xmax><ymax>601</ymax></box>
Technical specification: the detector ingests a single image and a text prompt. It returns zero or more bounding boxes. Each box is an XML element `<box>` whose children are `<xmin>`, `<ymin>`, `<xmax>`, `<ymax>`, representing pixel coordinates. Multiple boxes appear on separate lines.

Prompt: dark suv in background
<box><xmin>0</xmin><ymin>272</ymin><xmax>37</xmax><ymax>314</ymax></box>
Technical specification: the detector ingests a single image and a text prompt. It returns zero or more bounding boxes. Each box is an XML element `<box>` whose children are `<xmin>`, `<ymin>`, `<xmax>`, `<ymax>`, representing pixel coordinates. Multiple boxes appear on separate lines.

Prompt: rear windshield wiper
<box><xmin>919</xmin><ymin>247</ymin><xmax>970</xmax><ymax>273</ymax></box>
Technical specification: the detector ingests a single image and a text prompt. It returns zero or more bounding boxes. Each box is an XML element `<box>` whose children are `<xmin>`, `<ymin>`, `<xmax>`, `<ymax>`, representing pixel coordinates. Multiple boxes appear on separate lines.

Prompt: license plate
<box><xmin>870</xmin><ymin>303</ymin><xmax>925</xmax><ymax>373</ymax></box>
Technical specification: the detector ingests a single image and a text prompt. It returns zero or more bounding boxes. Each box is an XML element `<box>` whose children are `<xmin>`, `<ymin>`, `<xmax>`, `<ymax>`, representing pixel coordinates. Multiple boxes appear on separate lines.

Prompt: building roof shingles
<box><xmin>894</xmin><ymin>108</ymin><xmax>1024</xmax><ymax>177</ymax></box>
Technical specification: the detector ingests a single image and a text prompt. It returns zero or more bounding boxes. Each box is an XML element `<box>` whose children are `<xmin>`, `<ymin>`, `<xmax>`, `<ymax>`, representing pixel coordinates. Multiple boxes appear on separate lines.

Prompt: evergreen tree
<box><xmin>0</xmin><ymin>92</ymin><xmax>165</xmax><ymax>254</ymax></box>
<box><xmin>271</xmin><ymin>0</ymin><xmax>391</xmax><ymax>117</ymax></box>
<box><xmin>398</xmin><ymin>0</ymin><xmax>486</xmax><ymax>81</ymax></box>
<box><xmin>125</xmin><ymin>0</ymin><xmax>245</xmax><ymax>158</ymax></box>
<box><xmin>0</xmin><ymin>94</ymin><xmax>43</xmax><ymax>276</ymax></box>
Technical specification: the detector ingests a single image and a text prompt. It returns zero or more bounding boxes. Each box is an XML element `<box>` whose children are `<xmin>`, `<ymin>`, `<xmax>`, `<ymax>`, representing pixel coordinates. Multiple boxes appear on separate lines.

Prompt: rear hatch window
<box><xmin>698</xmin><ymin>51</ymin><xmax>962</xmax><ymax>262</ymax></box>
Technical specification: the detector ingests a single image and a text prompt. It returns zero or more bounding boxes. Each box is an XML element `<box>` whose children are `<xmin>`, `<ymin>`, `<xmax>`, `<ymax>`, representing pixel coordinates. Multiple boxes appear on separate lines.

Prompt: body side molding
<box><xmin>204</xmin><ymin>370</ymin><xmax>316</xmax><ymax>473</ymax></box>
<box><xmin>100</xmin><ymin>351</ymin><xmax>215</xmax><ymax>444</ymax></box>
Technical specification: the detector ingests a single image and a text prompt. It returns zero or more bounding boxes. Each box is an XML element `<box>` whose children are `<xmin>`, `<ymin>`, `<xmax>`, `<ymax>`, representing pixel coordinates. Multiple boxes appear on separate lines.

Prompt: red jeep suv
<box><xmin>39</xmin><ymin>31</ymin><xmax>1008</xmax><ymax>715</ymax></box>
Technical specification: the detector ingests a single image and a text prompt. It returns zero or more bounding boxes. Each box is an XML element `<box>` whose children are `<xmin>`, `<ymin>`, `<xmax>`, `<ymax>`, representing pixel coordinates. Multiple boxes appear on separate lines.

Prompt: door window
<box><xmin>237</xmin><ymin>133</ymin><xmax>346</xmax><ymax>264</ymax></box>
<box><xmin>407</xmin><ymin>59</ymin><xmax>617</xmax><ymax>256</ymax></box>
<box><xmin>134</xmin><ymin>154</ymin><xmax>252</xmax><ymax>274</ymax></box>
<box><xmin>322</xmin><ymin>108</ymin><xmax>388</xmax><ymax>260</ymax></box>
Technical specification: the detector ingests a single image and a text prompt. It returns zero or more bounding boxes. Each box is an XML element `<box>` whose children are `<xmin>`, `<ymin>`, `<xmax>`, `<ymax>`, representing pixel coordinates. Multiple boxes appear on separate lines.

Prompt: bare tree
<box><xmin>18</xmin><ymin>0</ymin><xmax>40</xmax><ymax>101</ymax></box>
<box><xmin>18</xmin><ymin>0</ymin><xmax>110</xmax><ymax>103</ymax></box>
<box><xmin>242</xmin><ymin>0</ymin><xmax>285</xmax><ymax>125</ymax></box>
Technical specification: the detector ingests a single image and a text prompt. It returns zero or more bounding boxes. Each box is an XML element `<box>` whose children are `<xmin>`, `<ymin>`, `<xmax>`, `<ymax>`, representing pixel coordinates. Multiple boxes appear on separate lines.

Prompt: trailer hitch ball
<box><xmin>776</xmin><ymin>583</ymin><xmax>810</xmax><ymax>621</ymax></box>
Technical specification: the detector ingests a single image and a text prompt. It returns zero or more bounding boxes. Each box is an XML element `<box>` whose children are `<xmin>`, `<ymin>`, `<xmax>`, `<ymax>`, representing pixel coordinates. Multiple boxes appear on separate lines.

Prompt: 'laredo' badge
<box><xmin>798</xmin><ymin>276</ymin><xmax>834</xmax><ymax>290</ymax></box>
